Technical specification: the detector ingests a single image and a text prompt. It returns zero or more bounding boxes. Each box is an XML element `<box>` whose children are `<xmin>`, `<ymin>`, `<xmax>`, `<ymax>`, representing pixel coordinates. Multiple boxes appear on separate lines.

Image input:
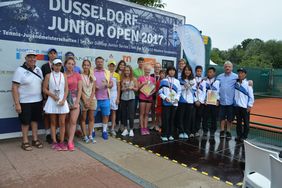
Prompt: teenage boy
<box><xmin>192</xmin><ymin>65</ymin><xmax>206</xmax><ymax>137</ymax></box>
<box><xmin>133</xmin><ymin>57</ymin><xmax>144</xmax><ymax>120</ymax></box>
<box><xmin>234</xmin><ymin>68</ymin><xmax>254</xmax><ymax>142</ymax></box>
<box><xmin>202</xmin><ymin>67</ymin><xmax>220</xmax><ymax>138</ymax></box>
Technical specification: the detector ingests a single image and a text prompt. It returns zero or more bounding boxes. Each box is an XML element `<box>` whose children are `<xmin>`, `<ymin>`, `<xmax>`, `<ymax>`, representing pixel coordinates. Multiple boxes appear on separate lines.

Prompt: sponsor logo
<box><xmin>123</xmin><ymin>55</ymin><xmax>132</xmax><ymax>63</ymax></box>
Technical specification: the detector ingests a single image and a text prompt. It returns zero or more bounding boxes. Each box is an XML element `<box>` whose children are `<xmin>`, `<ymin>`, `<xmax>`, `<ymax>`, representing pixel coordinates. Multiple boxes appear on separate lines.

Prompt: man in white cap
<box><xmin>12</xmin><ymin>49</ymin><xmax>44</xmax><ymax>151</ymax></box>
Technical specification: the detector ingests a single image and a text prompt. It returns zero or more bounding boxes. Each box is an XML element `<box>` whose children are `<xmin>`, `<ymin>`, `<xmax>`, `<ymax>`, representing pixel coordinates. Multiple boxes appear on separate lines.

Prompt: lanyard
<box><xmin>168</xmin><ymin>77</ymin><xmax>174</xmax><ymax>90</ymax></box>
<box><xmin>155</xmin><ymin>75</ymin><xmax>160</xmax><ymax>82</ymax></box>
<box><xmin>207</xmin><ymin>78</ymin><xmax>215</xmax><ymax>88</ymax></box>
<box><xmin>52</xmin><ymin>72</ymin><xmax>61</xmax><ymax>90</ymax></box>
<box><xmin>196</xmin><ymin>77</ymin><xmax>203</xmax><ymax>88</ymax></box>
<box><xmin>144</xmin><ymin>75</ymin><xmax>150</xmax><ymax>84</ymax></box>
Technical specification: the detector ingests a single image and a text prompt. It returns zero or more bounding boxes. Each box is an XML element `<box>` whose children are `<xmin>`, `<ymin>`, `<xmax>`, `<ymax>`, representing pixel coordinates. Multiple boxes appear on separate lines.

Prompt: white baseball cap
<box><xmin>25</xmin><ymin>49</ymin><xmax>37</xmax><ymax>57</ymax></box>
<box><xmin>53</xmin><ymin>59</ymin><xmax>62</xmax><ymax>65</ymax></box>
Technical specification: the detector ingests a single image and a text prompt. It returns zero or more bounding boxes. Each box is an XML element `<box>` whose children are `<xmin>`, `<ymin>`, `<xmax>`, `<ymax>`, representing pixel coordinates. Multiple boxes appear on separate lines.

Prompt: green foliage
<box><xmin>211</xmin><ymin>39</ymin><xmax>282</xmax><ymax>68</ymax></box>
<box><xmin>127</xmin><ymin>0</ymin><xmax>166</xmax><ymax>8</ymax></box>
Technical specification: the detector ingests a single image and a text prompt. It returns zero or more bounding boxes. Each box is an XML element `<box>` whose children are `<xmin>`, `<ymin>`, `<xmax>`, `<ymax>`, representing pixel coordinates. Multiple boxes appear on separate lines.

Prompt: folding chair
<box><xmin>243</xmin><ymin>140</ymin><xmax>279</xmax><ymax>188</ymax></box>
<box><xmin>269</xmin><ymin>155</ymin><xmax>282</xmax><ymax>188</ymax></box>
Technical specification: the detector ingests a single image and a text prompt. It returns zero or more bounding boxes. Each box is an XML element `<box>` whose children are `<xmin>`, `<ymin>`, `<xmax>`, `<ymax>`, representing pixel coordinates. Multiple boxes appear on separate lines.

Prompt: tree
<box><xmin>127</xmin><ymin>0</ymin><xmax>166</xmax><ymax>8</ymax></box>
<box><xmin>211</xmin><ymin>38</ymin><xmax>282</xmax><ymax>69</ymax></box>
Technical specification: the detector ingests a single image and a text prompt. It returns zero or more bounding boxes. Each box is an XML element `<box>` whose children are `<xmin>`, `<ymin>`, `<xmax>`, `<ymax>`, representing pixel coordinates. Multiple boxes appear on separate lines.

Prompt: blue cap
<box><xmin>65</xmin><ymin>51</ymin><xmax>75</xmax><ymax>57</ymax></box>
<box><xmin>237</xmin><ymin>68</ymin><xmax>247</xmax><ymax>74</ymax></box>
<box><xmin>48</xmin><ymin>48</ymin><xmax>57</xmax><ymax>54</ymax></box>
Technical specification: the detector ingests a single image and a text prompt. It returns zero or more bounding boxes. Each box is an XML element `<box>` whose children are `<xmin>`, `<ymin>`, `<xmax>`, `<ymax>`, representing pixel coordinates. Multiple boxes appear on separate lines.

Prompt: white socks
<box><xmin>102</xmin><ymin>124</ymin><xmax>108</xmax><ymax>132</ymax></box>
<box><xmin>45</xmin><ymin>129</ymin><xmax>50</xmax><ymax>135</ymax></box>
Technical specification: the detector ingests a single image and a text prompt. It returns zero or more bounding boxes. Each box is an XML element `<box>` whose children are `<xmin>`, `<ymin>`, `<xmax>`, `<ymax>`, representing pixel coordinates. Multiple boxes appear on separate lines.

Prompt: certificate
<box><xmin>140</xmin><ymin>83</ymin><xmax>155</xmax><ymax>96</ymax></box>
<box><xmin>206</xmin><ymin>90</ymin><xmax>217</xmax><ymax>105</ymax></box>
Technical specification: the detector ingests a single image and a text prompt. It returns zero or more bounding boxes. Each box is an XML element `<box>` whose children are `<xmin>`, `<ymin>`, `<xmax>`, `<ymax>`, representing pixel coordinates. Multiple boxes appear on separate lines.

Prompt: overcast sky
<box><xmin>163</xmin><ymin>0</ymin><xmax>282</xmax><ymax>50</ymax></box>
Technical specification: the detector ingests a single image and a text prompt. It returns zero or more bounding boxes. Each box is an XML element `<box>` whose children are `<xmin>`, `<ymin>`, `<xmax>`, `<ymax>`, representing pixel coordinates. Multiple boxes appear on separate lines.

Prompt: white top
<box><xmin>44</xmin><ymin>71</ymin><xmax>69</xmax><ymax>114</ymax></box>
<box><xmin>49</xmin><ymin>72</ymin><xmax>65</xmax><ymax>100</ymax></box>
<box><xmin>205</xmin><ymin>77</ymin><xmax>220</xmax><ymax>101</ymax></box>
<box><xmin>234</xmin><ymin>79</ymin><xmax>254</xmax><ymax>108</ymax></box>
<box><xmin>158</xmin><ymin>76</ymin><xmax>181</xmax><ymax>107</ymax></box>
<box><xmin>12</xmin><ymin>65</ymin><xmax>43</xmax><ymax>103</ymax></box>
<box><xmin>179</xmin><ymin>78</ymin><xmax>195</xmax><ymax>104</ymax></box>
<box><xmin>192</xmin><ymin>76</ymin><xmax>207</xmax><ymax>104</ymax></box>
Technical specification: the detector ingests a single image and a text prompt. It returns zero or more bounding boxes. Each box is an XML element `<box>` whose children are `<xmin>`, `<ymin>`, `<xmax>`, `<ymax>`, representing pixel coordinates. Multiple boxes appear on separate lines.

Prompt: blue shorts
<box><xmin>219</xmin><ymin>105</ymin><xmax>234</xmax><ymax>122</ymax></box>
<box><xmin>94</xmin><ymin>99</ymin><xmax>111</xmax><ymax>116</ymax></box>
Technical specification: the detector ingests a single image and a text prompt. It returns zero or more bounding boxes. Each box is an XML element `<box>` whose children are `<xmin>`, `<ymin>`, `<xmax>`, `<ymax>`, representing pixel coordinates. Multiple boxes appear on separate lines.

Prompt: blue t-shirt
<box><xmin>64</xmin><ymin>66</ymin><xmax>81</xmax><ymax>74</ymax></box>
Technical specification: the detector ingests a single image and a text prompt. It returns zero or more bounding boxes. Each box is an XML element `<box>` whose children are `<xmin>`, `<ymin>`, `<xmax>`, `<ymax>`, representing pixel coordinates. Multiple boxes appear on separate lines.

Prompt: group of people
<box><xmin>159</xmin><ymin>59</ymin><xmax>254</xmax><ymax>142</ymax></box>
<box><xmin>11</xmin><ymin>48</ymin><xmax>254</xmax><ymax>151</ymax></box>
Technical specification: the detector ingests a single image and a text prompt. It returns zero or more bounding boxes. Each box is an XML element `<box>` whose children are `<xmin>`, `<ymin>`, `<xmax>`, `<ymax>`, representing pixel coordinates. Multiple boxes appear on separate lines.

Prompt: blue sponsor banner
<box><xmin>0</xmin><ymin>0</ymin><xmax>183</xmax><ymax>57</ymax></box>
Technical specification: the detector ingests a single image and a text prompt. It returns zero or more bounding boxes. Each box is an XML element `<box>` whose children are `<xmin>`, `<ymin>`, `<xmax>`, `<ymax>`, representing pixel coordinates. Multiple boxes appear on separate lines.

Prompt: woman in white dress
<box><xmin>43</xmin><ymin>59</ymin><xmax>69</xmax><ymax>151</ymax></box>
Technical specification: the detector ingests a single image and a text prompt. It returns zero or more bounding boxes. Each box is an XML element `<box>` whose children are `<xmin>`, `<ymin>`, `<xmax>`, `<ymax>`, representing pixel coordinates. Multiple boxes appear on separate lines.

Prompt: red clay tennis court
<box><xmin>250</xmin><ymin>97</ymin><xmax>282</xmax><ymax>132</ymax></box>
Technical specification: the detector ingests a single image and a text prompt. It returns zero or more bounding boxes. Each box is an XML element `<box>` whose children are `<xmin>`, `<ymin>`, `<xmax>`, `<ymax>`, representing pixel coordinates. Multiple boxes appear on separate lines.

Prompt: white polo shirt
<box><xmin>12</xmin><ymin>64</ymin><xmax>43</xmax><ymax>103</ymax></box>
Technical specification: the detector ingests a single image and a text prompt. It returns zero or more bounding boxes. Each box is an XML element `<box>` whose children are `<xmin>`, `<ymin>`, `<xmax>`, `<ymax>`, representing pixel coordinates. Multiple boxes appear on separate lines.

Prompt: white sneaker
<box><xmin>179</xmin><ymin>133</ymin><xmax>184</xmax><ymax>139</ymax></box>
<box><xmin>190</xmin><ymin>133</ymin><xmax>194</xmax><ymax>138</ymax></box>
<box><xmin>129</xmin><ymin>129</ymin><xmax>134</xmax><ymax>137</ymax></box>
<box><xmin>89</xmin><ymin>137</ymin><xmax>97</xmax><ymax>144</ymax></box>
<box><xmin>111</xmin><ymin>129</ymin><xmax>116</xmax><ymax>136</ymax></box>
<box><xmin>121</xmin><ymin>129</ymin><xmax>129</xmax><ymax>137</ymax></box>
<box><xmin>183</xmin><ymin>133</ymin><xmax>189</xmax><ymax>139</ymax></box>
<box><xmin>195</xmin><ymin>132</ymin><xmax>200</xmax><ymax>137</ymax></box>
<box><xmin>161</xmin><ymin>137</ymin><xmax>168</xmax><ymax>142</ymax></box>
<box><xmin>168</xmin><ymin>136</ymin><xmax>174</xmax><ymax>141</ymax></box>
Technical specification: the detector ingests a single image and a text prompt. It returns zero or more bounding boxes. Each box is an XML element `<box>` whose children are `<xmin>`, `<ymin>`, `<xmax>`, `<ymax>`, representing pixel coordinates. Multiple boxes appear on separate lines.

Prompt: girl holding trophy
<box><xmin>158</xmin><ymin>66</ymin><xmax>181</xmax><ymax>142</ymax></box>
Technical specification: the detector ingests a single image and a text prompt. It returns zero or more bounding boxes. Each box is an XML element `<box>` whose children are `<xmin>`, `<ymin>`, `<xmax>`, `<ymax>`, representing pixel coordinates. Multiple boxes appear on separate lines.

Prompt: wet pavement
<box><xmin>117</xmin><ymin>129</ymin><xmax>246</xmax><ymax>185</ymax></box>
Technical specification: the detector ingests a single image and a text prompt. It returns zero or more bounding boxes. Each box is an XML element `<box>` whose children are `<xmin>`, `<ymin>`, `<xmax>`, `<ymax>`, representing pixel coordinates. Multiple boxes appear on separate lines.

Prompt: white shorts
<box><xmin>110</xmin><ymin>95</ymin><xmax>118</xmax><ymax>110</ymax></box>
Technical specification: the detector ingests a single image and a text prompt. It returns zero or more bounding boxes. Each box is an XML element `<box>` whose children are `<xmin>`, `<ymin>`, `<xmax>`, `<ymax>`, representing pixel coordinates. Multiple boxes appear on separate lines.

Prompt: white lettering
<box><xmin>91</xmin><ymin>5</ymin><xmax>99</xmax><ymax>18</ymax></box>
<box><xmin>99</xmin><ymin>7</ymin><xmax>106</xmax><ymax>20</ymax></box>
<box><xmin>81</xmin><ymin>3</ymin><xmax>90</xmax><ymax>17</ymax></box>
<box><xmin>96</xmin><ymin>24</ymin><xmax>104</xmax><ymax>37</ymax></box>
<box><xmin>49</xmin><ymin>0</ymin><xmax>60</xmax><ymax>11</ymax></box>
<box><xmin>58</xmin><ymin>17</ymin><xmax>68</xmax><ymax>32</ymax></box>
<box><xmin>116</xmin><ymin>11</ymin><xmax>124</xmax><ymax>24</ymax></box>
<box><xmin>72</xmin><ymin>1</ymin><xmax>82</xmax><ymax>16</ymax></box>
<box><xmin>107</xmin><ymin>9</ymin><xmax>115</xmax><ymax>21</ymax></box>
<box><xmin>48</xmin><ymin>16</ymin><xmax>57</xmax><ymax>30</ymax></box>
<box><xmin>61</xmin><ymin>0</ymin><xmax>71</xmax><ymax>14</ymax></box>
<box><xmin>107</xmin><ymin>26</ymin><xmax>116</xmax><ymax>39</ymax></box>
<box><xmin>124</xmin><ymin>28</ymin><xmax>131</xmax><ymax>40</ymax></box>
<box><xmin>132</xmin><ymin>14</ymin><xmax>138</xmax><ymax>26</ymax></box>
<box><xmin>85</xmin><ymin>22</ymin><xmax>95</xmax><ymax>35</ymax></box>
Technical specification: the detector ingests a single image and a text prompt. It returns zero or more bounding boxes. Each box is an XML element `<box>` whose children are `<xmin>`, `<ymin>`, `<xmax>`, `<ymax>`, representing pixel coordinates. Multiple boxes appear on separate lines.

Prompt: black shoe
<box><xmin>235</xmin><ymin>137</ymin><xmax>242</xmax><ymax>142</ymax></box>
<box><xmin>202</xmin><ymin>132</ymin><xmax>208</xmax><ymax>139</ymax></box>
<box><xmin>279</xmin><ymin>151</ymin><xmax>282</xmax><ymax>158</ymax></box>
<box><xmin>209</xmin><ymin>138</ymin><xmax>216</xmax><ymax>144</ymax></box>
<box><xmin>46</xmin><ymin>134</ymin><xmax>52</xmax><ymax>144</ymax></box>
<box><xmin>210</xmin><ymin>132</ymin><xmax>215</xmax><ymax>137</ymax></box>
<box><xmin>220</xmin><ymin>131</ymin><xmax>225</xmax><ymax>138</ymax></box>
<box><xmin>226</xmin><ymin>131</ymin><xmax>232</xmax><ymax>139</ymax></box>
